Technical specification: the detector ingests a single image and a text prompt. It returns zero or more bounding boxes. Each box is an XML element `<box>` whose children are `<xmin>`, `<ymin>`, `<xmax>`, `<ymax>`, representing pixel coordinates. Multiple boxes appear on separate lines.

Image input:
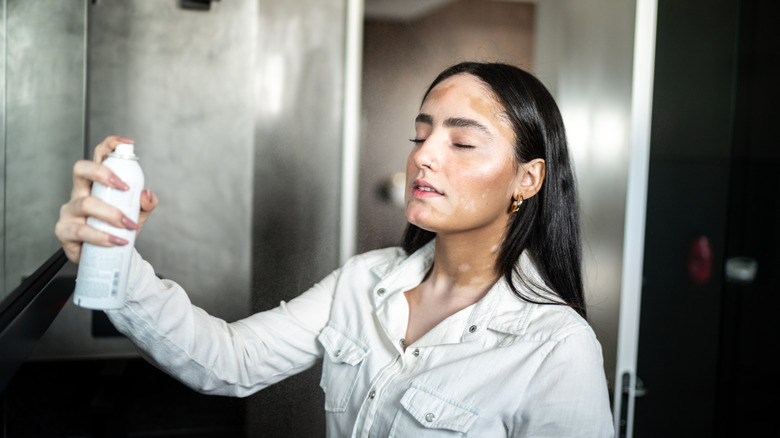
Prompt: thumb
<box><xmin>138</xmin><ymin>189</ymin><xmax>158</xmax><ymax>230</ymax></box>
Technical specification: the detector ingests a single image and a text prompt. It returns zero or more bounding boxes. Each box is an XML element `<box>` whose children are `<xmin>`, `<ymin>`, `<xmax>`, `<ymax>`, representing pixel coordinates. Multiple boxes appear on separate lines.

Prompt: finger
<box><xmin>63</xmin><ymin>196</ymin><xmax>138</xmax><ymax>231</ymax></box>
<box><xmin>93</xmin><ymin>135</ymin><xmax>134</xmax><ymax>163</ymax></box>
<box><xmin>72</xmin><ymin>160</ymin><xmax>129</xmax><ymax>197</ymax></box>
<box><xmin>55</xmin><ymin>218</ymin><xmax>130</xmax><ymax>264</ymax></box>
<box><xmin>61</xmin><ymin>221</ymin><xmax>129</xmax><ymax>248</ymax></box>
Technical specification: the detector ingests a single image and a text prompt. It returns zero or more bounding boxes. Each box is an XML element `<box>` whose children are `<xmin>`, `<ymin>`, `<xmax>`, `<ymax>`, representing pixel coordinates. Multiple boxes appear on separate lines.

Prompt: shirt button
<box><xmin>334</xmin><ymin>349</ymin><xmax>341</xmax><ymax>357</ymax></box>
<box><xmin>377</xmin><ymin>288</ymin><xmax>386</xmax><ymax>296</ymax></box>
<box><xmin>412</xmin><ymin>348</ymin><xmax>420</xmax><ymax>357</ymax></box>
<box><xmin>425</xmin><ymin>413</ymin><xmax>436</xmax><ymax>422</ymax></box>
<box><xmin>369</xmin><ymin>390</ymin><xmax>376</xmax><ymax>399</ymax></box>
<box><xmin>469</xmin><ymin>325</ymin><xmax>477</xmax><ymax>333</ymax></box>
<box><xmin>399</xmin><ymin>338</ymin><xmax>406</xmax><ymax>349</ymax></box>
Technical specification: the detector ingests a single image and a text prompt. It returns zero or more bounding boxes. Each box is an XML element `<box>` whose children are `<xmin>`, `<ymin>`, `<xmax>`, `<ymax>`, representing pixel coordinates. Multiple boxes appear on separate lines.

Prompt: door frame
<box><xmin>613</xmin><ymin>0</ymin><xmax>658</xmax><ymax>435</ymax></box>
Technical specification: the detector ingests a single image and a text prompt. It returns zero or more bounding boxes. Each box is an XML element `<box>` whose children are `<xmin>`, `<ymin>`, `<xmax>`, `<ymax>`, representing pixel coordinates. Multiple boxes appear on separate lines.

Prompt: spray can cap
<box><xmin>109</xmin><ymin>143</ymin><xmax>138</xmax><ymax>160</ymax></box>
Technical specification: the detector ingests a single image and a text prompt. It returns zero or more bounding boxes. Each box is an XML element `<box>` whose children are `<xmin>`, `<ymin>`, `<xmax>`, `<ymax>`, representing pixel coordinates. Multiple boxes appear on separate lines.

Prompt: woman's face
<box><xmin>405</xmin><ymin>73</ymin><xmax>522</xmax><ymax>238</ymax></box>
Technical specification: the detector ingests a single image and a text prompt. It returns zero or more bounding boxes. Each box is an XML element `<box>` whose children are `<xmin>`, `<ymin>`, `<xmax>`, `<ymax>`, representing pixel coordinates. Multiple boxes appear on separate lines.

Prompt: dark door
<box><xmin>716</xmin><ymin>0</ymin><xmax>780</xmax><ymax>435</ymax></box>
<box><xmin>634</xmin><ymin>0</ymin><xmax>779</xmax><ymax>436</ymax></box>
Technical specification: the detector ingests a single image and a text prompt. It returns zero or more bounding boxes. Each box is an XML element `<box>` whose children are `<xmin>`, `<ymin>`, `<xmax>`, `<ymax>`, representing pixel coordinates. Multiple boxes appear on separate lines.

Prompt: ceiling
<box><xmin>364</xmin><ymin>0</ymin><xmax>455</xmax><ymax>20</ymax></box>
<box><xmin>364</xmin><ymin>0</ymin><xmax>535</xmax><ymax>21</ymax></box>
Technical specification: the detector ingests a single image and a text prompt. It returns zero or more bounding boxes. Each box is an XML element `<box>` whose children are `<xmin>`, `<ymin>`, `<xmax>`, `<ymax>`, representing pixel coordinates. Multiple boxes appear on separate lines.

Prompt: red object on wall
<box><xmin>688</xmin><ymin>236</ymin><xmax>713</xmax><ymax>284</ymax></box>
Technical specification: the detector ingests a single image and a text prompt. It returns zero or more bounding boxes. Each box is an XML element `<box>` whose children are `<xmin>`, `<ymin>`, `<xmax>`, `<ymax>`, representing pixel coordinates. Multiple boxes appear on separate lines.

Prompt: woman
<box><xmin>56</xmin><ymin>62</ymin><xmax>614</xmax><ymax>437</ymax></box>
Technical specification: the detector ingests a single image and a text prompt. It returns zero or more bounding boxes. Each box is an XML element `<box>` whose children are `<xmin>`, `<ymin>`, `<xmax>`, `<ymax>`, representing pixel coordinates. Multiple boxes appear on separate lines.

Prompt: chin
<box><xmin>405</xmin><ymin>216</ymin><xmax>438</xmax><ymax>234</ymax></box>
<box><xmin>405</xmin><ymin>208</ymin><xmax>426</xmax><ymax>228</ymax></box>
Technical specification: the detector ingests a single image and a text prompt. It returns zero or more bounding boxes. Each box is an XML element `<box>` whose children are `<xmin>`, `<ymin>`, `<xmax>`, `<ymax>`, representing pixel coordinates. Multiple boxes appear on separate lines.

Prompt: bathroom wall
<box><xmin>87</xmin><ymin>0</ymin><xmax>256</xmax><ymax>323</ymax></box>
<box><xmin>25</xmin><ymin>0</ymin><xmax>346</xmax><ymax>435</ymax></box>
<box><xmin>247</xmin><ymin>0</ymin><xmax>345</xmax><ymax>435</ymax></box>
<box><xmin>30</xmin><ymin>0</ymin><xmax>256</xmax><ymax>359</ymax></box>
<box><xmin>535</xmin><ymin>0</ymin><xmax>636</xmax><ymax>394</ymax></box>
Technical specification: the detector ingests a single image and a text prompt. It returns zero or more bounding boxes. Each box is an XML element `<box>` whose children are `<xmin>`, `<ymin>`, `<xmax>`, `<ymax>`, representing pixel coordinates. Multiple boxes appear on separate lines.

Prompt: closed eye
<box><xmin>409</xmin><ymin>139</ymin><xmax>475</xmax><ymax>149</ymax></box>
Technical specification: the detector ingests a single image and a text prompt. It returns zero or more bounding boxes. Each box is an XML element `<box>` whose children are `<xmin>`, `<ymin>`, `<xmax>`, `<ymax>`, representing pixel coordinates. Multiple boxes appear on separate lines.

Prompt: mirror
<box><xmin>0</xmin><ymin>0</ymin><xmax>87</xmax><ymax>301</ymax></box>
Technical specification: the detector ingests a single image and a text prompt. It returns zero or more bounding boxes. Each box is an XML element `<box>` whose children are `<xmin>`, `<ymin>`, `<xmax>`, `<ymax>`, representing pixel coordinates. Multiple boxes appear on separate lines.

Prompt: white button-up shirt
<box><xmin>108</xmin><ymin>241</ymin><xmax>614</xmax><ymax>437</ymax></box>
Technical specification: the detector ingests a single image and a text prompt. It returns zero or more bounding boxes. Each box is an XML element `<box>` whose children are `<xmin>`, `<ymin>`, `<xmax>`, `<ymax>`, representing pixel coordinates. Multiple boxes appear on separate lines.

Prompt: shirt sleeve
<box><xmin>105</xmin><ymin>249</ymin><xmax>336</xmax><ymax>397</ymax></box>
<box><xmin>511</xmin><ymin>328</ymin><xmax>615</xmax><ymax>437</ymax></box>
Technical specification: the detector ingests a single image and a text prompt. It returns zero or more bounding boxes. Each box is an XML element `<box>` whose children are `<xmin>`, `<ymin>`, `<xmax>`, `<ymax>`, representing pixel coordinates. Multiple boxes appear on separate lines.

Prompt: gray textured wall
<box><xmin>1</xmin><ymin>0</ymin><xmax>85</xmax><ymax>298</ymax></box>
<box><xmin>87</xmin><ymin>0</ymin><xmax>256</xmax><ymax>323</ymax></box>
<box><xmin>535</xmin><ymin>0</ymin><xmax>637</xmax><ymax>394</ymax></box>
<box><xmin>248</xmin><ymin>1</ymin><xmax>343</xmax><ymax>435</ymax></box>
<box><xmin>29</xmin><ymin>0</ymin><xmax>344</xmax><ymax>436</ymax></box>
<box><xmin>32</xmin><ymin>0</ymin><xmax>256</xmax><ymax>359</ymax></box>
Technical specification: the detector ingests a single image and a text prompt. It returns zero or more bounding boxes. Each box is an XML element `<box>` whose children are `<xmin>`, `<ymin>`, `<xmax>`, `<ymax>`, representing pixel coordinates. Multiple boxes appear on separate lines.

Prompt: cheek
<box><xmin>455</xmin><ymin>163</ymin><xmax>515</xmax><ymax>208</ymax></box>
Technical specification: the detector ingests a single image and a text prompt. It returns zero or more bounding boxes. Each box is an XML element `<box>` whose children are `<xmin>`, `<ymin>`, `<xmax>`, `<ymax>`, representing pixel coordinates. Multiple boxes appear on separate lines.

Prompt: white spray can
<box><xmin>74</xmin><ymin>143</ymin><xmax>144</xmax><ymax>309</ymax></box>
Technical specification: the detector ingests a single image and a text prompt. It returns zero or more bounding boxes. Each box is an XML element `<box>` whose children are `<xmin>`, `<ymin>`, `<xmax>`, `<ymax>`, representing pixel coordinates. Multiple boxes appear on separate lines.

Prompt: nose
<box><xmin>410</xmin><ymin>138</ymin><xmax>438</xmax><ymax>171</ymax></box>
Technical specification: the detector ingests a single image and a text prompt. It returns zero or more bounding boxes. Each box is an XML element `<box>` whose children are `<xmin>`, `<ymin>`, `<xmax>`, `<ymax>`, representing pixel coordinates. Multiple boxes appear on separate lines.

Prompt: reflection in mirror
<box><xmin>0</xmin><ymin>0</ymin><xmax>86</xmax><ymax>301</ymax></box>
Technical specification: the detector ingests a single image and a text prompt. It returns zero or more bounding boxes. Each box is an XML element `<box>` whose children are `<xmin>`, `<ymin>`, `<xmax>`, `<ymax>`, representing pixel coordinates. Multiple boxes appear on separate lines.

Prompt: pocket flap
<box><xmin>400</xmin><ymin>385</ymin><xmax>478</xmax><ymax>432</ymax></box>
<box><xmin>318</xmin><ymin>325</ymin><xmax>368</xmax><ymax>366</ymax></box>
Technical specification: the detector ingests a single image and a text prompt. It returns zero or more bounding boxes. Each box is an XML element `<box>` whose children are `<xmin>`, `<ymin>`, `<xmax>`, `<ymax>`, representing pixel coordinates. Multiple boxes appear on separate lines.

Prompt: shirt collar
<box><xmin>371</xmin><ymin>239</ymin><xmax>435</xmax><ymax>307</ymax></box>
<box><xmin>371</xmin><ymin>240</ymin><xmax>557</xmax><ymax>344</ymax></box>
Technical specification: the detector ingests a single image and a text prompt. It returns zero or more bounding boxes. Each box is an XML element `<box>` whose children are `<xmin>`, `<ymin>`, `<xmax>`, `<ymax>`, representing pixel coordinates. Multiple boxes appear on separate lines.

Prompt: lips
<box><xmin>412</xmin><ymin>179</ymin><xmax>443</xmax><ymax>196</ymax></box>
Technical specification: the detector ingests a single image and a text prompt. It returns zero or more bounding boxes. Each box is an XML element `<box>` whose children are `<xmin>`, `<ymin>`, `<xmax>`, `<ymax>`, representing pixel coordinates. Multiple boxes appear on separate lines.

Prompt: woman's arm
<box><xmin>105</xmin><ymin>250</ymin><xmax>334</xmax><ymax>397</ymax></box>
<box><xmin>55</xmin><ymin>135</ymin><xmax>333</xmax><ymax>397</ymax></box>
<box><xmin>511</xmin><ymin>329</ymin><xmax>615</xmax><ymax>437</ymax></box>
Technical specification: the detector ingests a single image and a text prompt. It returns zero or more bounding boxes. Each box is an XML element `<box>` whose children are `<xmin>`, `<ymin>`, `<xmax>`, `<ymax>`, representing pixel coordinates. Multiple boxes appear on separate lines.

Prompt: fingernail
<box><xmin>109</xmin><ymin>175</ymin><xmax>130</xmax><ymax>190</ymax></box>
<box><xmin>121</xmin><ymin>216</ymin><xmax>139</xmax><ymax>230</ymax></box>
<box><xmin>109</xmin><ymin>235</ymin><xmax>129</xmax><ymax>245</ymax></box>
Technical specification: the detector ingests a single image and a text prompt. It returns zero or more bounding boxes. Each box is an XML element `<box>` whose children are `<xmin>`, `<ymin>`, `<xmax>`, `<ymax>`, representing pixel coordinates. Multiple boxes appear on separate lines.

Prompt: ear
<box><xmin>514</xmin><ymin>158</ymin><xmax>545</xmax><ymax>200</ymax></box>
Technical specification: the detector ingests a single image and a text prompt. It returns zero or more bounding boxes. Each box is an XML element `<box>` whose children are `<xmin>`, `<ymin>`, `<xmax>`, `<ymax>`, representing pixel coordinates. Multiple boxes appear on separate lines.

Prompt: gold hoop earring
<box><xmin>511</xmin><ymin>195</ymin><xmax>524</xmax><ymax>214</ymax></box>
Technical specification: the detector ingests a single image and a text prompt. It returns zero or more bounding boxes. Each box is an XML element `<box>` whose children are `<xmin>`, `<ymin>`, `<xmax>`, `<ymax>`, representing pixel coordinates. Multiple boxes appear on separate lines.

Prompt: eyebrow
<box><xmin>415</xmin><ymin>113</ymin><xmax>493</xmax><ymax>138</ymax></box>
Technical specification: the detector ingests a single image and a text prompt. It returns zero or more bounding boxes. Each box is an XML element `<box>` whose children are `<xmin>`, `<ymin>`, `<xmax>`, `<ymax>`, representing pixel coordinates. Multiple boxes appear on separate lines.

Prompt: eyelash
<box><xmin>408</xmin><ymin>139</ymin><xmax>475</xmax><ymax>149</ymax></box>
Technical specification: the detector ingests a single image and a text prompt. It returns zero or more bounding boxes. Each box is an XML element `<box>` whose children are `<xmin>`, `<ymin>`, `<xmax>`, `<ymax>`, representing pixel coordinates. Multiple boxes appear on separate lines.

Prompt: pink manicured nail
<box><xmin>121</xmin><ymin>216</ymin><xmax>139</xmax><ymax>230</ymax></box>
<box><xmin>109</xmin><ymin>235</ymin><xmax>129</xmax><ymax>245</ymax></box>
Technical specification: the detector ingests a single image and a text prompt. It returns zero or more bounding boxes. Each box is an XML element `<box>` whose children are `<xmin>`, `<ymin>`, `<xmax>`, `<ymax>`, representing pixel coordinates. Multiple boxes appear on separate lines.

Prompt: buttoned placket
<box><xmin>353</xmin><ymin>248</ymin><xmax>442</xmax><ymax>437</ymax></box>
<box><xmin>351</xmin><ymin>283</ymin><xmax>404</xmax><ymax>438</ymax></box>
<box><xmin>353</xmin><ymin>354</ymin><xmax>403</xmax><ymax>438</ymax></box>
<box><xmin>355</xmin><ymin>340</ymin><xmax>427</xmax><ymax>438</ymax></box>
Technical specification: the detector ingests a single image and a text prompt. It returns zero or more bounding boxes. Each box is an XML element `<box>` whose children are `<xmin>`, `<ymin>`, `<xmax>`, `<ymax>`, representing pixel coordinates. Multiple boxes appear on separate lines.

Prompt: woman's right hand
<box><xmin>55</xmin><ymin>135</ymin><xmax>158</xmax><ymax>264</ymax></box>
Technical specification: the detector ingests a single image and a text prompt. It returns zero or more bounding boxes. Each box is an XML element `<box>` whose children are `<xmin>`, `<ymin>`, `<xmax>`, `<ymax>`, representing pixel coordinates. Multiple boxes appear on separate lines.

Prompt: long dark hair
<box><xmin>402</xmin><ymin>62</ymin><xmax>586</xmax><ymax>319</ymax></box>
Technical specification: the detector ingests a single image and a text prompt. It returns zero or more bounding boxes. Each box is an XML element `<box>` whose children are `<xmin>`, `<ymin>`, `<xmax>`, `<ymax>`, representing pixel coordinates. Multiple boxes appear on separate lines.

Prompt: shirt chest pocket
<box><xmin>317</xmin><ymin>325</ymin><xmax>369</xmax><ymax>413</ymax></box>
<box><xmin>390</xmin><ymin>384</ymin><xmax>479</xmax><ymax>437</ymax></box>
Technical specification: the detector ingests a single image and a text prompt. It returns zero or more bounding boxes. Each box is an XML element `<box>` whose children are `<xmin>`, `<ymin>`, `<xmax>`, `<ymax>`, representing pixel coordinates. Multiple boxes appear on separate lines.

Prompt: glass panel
<box><xmin>1</xmin><ymin>0</ymin><xmax>86</xmax><ymax>300</ymax></box>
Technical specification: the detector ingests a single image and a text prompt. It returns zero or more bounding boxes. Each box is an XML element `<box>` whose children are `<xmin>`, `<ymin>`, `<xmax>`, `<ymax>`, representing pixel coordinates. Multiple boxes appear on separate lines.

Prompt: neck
<box><xmin>402</xmin><ymin>227</ymin><xmax>507</xmax><ymax>347</ymax></box>
<box><xmin>425</xmin><ymin>230</ymin><xmax>503</xmax><ymax>302</ymax></box>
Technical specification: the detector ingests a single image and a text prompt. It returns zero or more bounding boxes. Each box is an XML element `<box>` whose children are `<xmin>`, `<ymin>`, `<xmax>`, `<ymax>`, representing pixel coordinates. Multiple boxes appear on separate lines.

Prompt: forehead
<box><xmin>420</xmin><ymin>74</ymin><xmax>515</xmax><ymax>144</ymax></box>
<box><xmin>422</xmin><ymin>74</ymin><xmax>504</xmax><ymax>117</ymax></box>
